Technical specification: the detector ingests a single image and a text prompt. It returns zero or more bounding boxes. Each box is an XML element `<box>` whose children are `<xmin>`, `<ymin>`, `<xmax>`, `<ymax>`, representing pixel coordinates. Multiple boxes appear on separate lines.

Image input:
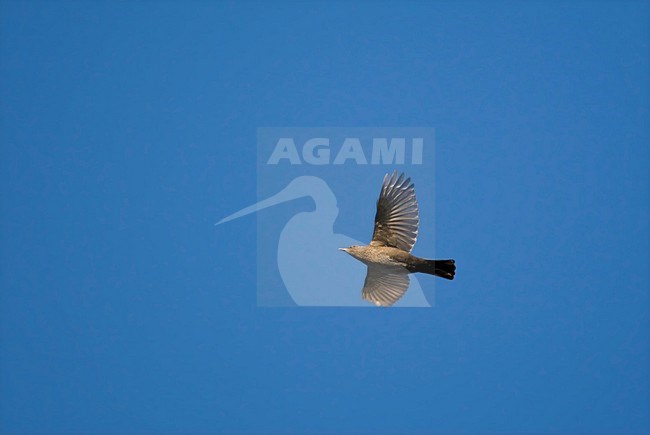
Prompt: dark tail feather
<box><xmin>409</xmin><ymin>259</ymin><xmax>456</xmax><ymax>280</ymax></box>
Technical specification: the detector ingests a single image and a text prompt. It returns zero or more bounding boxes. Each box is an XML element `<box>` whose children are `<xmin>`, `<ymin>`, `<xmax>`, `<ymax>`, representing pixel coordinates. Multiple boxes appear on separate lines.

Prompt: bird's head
<box><xmin>339</xmin><ymin>245</ymin><xmax>370</xmax><ymax>263</ymax></box>
<box><xmin>338</xmin><ymin>245</ymin><xmax>361</xmax><ymax>255</ymax></box>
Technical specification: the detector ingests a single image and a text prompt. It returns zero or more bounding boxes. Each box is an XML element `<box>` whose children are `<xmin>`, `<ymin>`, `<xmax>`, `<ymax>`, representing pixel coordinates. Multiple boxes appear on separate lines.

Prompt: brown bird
<box><xmin>340</xmin><ymin>171</ymin><xmax>455</xmax><ymax>307</ymax></box>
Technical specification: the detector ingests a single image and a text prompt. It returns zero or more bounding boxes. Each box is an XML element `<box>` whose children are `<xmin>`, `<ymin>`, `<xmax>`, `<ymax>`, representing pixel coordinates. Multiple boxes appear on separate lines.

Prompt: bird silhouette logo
<box><xmin>217</xmin><ymin>170</ymin><xmax>455</xmax><ymax>307</ymax></box>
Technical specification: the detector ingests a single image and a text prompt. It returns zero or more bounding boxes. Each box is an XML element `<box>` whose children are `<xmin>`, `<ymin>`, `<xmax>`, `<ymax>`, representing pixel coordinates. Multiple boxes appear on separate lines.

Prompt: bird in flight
<box><xmin>340</xmin><ymin>171</ymin><xmax>455</xmax><ymax>307</ymax></box>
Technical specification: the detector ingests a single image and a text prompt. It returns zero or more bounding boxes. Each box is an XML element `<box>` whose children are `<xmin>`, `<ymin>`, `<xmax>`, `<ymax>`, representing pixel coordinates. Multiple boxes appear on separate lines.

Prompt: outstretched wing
<box><xmin>361</xmin><ymin>265</ymin><xmax>410</xmax><ymax>307</ymax></box>
<box><xmin>370</xmin><ymin>171</ymin><xmax>419</xmax><ymax>252</ymax></box>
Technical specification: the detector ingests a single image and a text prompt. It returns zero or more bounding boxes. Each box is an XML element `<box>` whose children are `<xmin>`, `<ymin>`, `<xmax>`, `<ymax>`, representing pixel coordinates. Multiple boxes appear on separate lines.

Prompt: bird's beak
<box><xmin>215</xmin><ymin>183</ymin><xmax>303</xmax><ymax>225</ymax></box>
<box><xmin>338</xmin><ymin>248</ymin><xmax>348</xmax><ymax>252</ymax></box>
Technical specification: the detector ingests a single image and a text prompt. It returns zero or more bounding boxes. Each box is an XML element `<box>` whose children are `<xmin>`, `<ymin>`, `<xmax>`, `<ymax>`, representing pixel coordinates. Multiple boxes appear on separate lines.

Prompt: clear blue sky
<box><xmin>1</xmin><ymin>1</ymin><xmax>648</xmax><ymax>432</ymax></box>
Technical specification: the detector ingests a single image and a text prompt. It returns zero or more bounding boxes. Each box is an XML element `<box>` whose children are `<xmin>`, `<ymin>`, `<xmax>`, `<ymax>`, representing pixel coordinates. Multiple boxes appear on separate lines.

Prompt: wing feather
<box><xmin>370</xmin><ymin>171</ymin><xmax>419</xmax><ymax>252</ymax></box>
<box><xmin>361</xmin><ymin>265</ymin><xmax>410</xmax><ymax>307</ymax></box>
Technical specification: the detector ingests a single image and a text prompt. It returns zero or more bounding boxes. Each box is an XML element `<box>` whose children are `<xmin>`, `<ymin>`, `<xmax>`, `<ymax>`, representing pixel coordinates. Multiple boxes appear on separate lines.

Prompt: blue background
<box><xmin>1</xmin><ymin>1</ymin><xmax>648</xmax><ymax>432</ymax></box>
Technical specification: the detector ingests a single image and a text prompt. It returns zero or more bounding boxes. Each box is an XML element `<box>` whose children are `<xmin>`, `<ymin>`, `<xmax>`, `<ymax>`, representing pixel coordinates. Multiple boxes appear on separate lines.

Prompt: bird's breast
<box><xmin>351</xmin><ymin>246</ymin><xmax>409</xmax><ymax>267</ymax></box>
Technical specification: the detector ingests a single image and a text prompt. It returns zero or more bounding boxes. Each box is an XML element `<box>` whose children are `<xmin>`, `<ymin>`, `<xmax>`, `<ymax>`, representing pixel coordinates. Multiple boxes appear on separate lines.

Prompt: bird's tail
<box><xmin>409</xmin><ymin>258</ymin><xmax>456</xmax><ymax>280</ymax></box>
